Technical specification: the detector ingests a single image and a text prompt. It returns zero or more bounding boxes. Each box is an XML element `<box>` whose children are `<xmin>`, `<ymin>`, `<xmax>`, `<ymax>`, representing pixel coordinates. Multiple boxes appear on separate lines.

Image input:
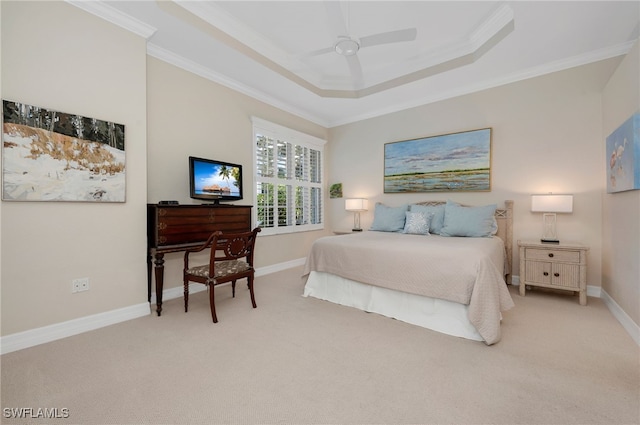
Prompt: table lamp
<box><xmin>531</xmin><ymin>194</ymin><xmax>573</xmax><ymax>244</ymax></box>
<box><xmin>345</xmin><ymin>198</ymin><xmax>368</xmax><ymax>232</ymax></box>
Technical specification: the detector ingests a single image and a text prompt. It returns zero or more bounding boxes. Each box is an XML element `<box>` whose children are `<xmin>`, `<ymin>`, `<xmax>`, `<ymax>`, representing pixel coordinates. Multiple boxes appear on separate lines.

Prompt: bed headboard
<box><xmin>413</xmin><ymin>200</ymin><xmax>514</xmax><ymax>280</ymax></box>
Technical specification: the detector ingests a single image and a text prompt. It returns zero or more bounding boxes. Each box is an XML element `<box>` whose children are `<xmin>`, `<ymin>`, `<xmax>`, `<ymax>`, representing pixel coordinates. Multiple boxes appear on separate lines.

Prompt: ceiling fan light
<box><xmin>334</xmin><ymin>38</ymin><xmax>360</xmax><ymax>56</ymax></box>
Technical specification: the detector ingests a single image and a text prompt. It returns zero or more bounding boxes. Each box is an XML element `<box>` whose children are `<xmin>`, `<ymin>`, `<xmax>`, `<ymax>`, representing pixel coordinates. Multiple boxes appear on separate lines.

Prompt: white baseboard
<box><xmin>255</xmin><ymin>257</ymin><xmax>306</xmax><ymax>277</ymax></box>
<box><xmin>0</xmin><ymin>303</ymin><xmax>151</xmax><ymax>355</ymax></box>
<box><xmin>1</xmin><ymin>259</ymin><xmax>307</xmax><ymax>355</ymax></box>
<box><xmin>587</xmin><ymin>285</ymin><xmax>602</xmax><ymax>298</ymax></box>
<box><xmin>149</xmin><ymin>258</ymin><xmax>307</xmax><ymax>304</ymax></box>
<box><xmin>149</xmin><ymin>282</ymin><xmax>207</xmax><ymax>304</ymax></box>
<box><xmin>511</xmin><ymin>275</ymin><xmax>637</xmax><ymax>345</ymax></box>
<box><xmin>5</xmin><ymin>262</ymin><xmax>636</xmax><ymax>354</ymax></box>
<box><xmin>600</xmin><ymin>289</ymin><xmax>640</xmax><ymax>346</ymax></box>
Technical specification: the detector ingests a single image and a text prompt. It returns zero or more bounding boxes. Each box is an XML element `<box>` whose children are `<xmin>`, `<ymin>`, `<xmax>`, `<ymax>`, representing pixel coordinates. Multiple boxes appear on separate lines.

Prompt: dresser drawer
<box><xmin>148</xmin><ymin>204</ymin><xmax>252</xmax><ymax>247</ymax></box>
<box><xmin>525</xmin><ymin>248</ymin><xmax>580</xmax><ymax>263</ymax></box>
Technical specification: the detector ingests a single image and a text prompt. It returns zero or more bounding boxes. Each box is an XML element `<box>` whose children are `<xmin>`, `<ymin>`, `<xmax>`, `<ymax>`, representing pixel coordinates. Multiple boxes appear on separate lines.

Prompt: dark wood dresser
<box><xmin>147</xmin><ymin>204</ymin><xmax>252</xmax><ymax>315</ymax></box>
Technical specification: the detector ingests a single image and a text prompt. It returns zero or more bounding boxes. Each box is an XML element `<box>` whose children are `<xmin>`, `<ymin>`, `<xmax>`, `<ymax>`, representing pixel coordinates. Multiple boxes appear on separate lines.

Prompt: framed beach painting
<box><xmin>2</xmin><ymin>100</ymin><xmax>125</xmax><ymax>202</ymax></box>
<box><xmin>606</xmin><ymin>112</ymin><xmax>639</xmax><ymax>193</ymax></box>
<box><xmin>384</xmin><ymin>128</ymin><xmax>491</xmax><ymax>193</ymax></box>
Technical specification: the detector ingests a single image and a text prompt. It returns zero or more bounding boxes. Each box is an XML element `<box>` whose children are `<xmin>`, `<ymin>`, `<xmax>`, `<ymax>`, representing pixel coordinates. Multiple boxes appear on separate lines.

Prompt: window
<box><xmin>253</xmin><ymin>118</ymin><xmax>325</xmax><ymax>235</ymax></box>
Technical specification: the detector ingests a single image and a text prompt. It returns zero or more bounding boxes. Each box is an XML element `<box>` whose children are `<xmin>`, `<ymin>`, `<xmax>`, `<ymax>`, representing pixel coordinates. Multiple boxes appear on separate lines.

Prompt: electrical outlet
<box><xmin>72</xmin><ymin>278</ymin><xmax>90</xmax><ymax>293</ymax></box>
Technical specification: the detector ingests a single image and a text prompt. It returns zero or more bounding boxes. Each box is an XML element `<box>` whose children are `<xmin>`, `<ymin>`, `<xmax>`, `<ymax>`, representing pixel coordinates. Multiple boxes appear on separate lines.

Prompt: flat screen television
<box><xmin>189</xmin><ymin>156</ymin><xmax>243</xmax><ymax>204</ymax></box>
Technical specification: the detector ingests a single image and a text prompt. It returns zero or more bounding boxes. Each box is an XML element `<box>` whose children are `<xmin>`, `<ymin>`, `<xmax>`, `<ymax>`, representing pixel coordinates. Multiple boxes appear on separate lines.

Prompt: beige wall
<box><xmin>602</xmin><ymin>41</ymin><xmax>640</xmax><ymax>326</ymax></box>
<box><xmin>146</xmin><ymin>58</ymin><xmax>330</xmax><ymax>291</ymax></box>
<box><xmin>1</xmin><ymin>1</ymin><xmax>148</xmax><ymax>335</ymax></box>
<box><xmin>327</xmin><ymin>58</ymin><xmax>623</xmax><ymax>285</ymax></box>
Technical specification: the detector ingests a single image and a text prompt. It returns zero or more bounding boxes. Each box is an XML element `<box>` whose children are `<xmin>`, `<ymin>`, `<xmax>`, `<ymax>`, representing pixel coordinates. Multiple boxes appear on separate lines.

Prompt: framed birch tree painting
<box><xmin>2</xmin><ymin>100</ymin><xmax>125</xmax><ymax>202</ymax></box>
<box><xmin>384</xmin><ymin>128</ymin><xmax>491</xmax><ymax>193</ymax></box>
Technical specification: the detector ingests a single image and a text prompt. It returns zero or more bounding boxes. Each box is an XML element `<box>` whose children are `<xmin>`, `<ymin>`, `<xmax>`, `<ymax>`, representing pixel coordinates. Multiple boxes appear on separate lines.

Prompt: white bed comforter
<box><xmin>302</xmin><ymin>231</ymin><xmax>514</xmax><ymax>344</ymax></box>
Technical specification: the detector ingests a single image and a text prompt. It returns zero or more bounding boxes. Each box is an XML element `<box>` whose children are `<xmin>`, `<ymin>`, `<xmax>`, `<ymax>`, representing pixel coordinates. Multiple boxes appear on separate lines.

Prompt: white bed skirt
<box><xmin>303</xmin><ymin>271</ymin><xmax>483</xmax><ymax>341</ymax></box>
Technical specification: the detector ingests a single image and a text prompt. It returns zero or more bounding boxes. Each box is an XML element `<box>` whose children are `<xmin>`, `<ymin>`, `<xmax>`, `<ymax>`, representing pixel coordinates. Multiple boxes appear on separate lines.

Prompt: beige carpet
<box><xmin>1</xmin><ymin>266</ymin><xmax>639</xmax><ymax>425</ymax></box>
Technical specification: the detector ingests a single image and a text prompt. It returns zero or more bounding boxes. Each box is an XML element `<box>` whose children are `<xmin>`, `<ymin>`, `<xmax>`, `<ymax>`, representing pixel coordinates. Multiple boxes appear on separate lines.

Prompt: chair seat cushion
<box><xmin>186</xmin><ymin>260</ymin><xmax>251</xmax><ymax>279</ymax></box>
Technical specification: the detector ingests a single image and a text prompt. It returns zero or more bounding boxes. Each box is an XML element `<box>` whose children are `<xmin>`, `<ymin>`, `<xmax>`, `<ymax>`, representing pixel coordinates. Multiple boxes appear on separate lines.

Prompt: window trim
<box><xmin>252</xmin><ymin>117</ymin><xmax>326</xmax><ymax>236</ymax></box>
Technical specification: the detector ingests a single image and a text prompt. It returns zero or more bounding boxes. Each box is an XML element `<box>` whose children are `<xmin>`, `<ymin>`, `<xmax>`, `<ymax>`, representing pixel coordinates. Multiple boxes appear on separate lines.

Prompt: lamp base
<box><xmin>540</xmin><ymin>238</ymin><xmax>560</xmax><ymax>244</ymax></box>
<box><xmin>352</xmin><ymin>228</ymin><xmax>363</xmax><ymax>232</ymax></box>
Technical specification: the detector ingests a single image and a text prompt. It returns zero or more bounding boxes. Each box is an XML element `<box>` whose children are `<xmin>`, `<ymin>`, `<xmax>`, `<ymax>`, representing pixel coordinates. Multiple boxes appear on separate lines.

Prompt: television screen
<box><xmin>189</xmin><ymin>156</ymin><xmax>243</xmax><ymax>203</ymax></box>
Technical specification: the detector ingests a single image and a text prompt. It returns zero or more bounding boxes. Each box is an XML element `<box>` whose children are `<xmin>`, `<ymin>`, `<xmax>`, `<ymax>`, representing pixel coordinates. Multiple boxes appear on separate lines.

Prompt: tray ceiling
<box><xmin>71</xmin><ymin>1</ymin><xmax>639</xmax><ymax>127</ymax></box>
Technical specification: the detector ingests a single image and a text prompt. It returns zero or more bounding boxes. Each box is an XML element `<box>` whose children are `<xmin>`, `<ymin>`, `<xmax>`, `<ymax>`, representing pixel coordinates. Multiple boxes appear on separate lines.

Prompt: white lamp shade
<box><xmin>531</xmin><ymin>194</ymin><xmax>573</xmax><ymax>213</ymax></box>
<box><xmin>345</xmin><ymin>198</ymin><xmax>368</xmax><ymax>211</ymax></box>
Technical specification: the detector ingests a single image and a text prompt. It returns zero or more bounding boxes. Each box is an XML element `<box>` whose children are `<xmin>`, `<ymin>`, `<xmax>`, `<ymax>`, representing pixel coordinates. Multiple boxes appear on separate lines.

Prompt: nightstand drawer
<box><xmin>525</xmin><ymin>248</ymin><xmax>580</xmax><ymax>263</ymax></box>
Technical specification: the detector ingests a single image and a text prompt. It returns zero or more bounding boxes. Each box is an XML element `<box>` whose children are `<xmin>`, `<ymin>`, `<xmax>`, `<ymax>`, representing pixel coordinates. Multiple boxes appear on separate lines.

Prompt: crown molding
<box><xmin>146</xmin><ymin>43</ymin><xmax>328</xmax><ymax>127</ymax></box>
<box><xmin>148</xmin><ymin>37</ymin><xmax>634</xmax><ymax>129</ymax></box>
<box><xmin>469</xmin><ymin>3</ymin><xmax>514</xmax><ymax>50</ymax></box>
<box><xmin>409</xmin><ymin>4</ymin><xmax>514</xmax><ymax>76</ymax></box>
<box><xmin>326</xmin><ymin>40</ymin><xmax>636</xmax><ymax>127</ymax></box>
<box><xmin>65</xmin><ymin>0</ymin><xmax>157</xmax><ymax>39</ymax></box>
<box><xmin>176</xmin><ymin>1</ymin><xmax>292</xmax><ymax>65</ymax></box>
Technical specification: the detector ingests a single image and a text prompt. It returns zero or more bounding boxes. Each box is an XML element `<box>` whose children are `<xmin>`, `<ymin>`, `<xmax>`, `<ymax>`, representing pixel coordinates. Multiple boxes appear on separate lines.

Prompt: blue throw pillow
<box><xmin>370</xmin><ymin>203</ymin><xmax>408</xmax><ymax>232</ymax></box>
<box><xmin>410</xmin><ymin>204</ymin><xmax>445</xmax><ymax>234</ymax></box>
<box><xmin>440</xmin><ymin>200</ymin><xmax>497</xmax><ymax>237</ymax></box>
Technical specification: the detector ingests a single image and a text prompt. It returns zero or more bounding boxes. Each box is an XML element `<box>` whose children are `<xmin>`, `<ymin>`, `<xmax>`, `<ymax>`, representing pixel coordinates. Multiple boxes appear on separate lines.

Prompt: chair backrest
<box><xmin>209</xmin><ymin>227</ymin><xmax>261</xmax><ymax>269</ymax></box>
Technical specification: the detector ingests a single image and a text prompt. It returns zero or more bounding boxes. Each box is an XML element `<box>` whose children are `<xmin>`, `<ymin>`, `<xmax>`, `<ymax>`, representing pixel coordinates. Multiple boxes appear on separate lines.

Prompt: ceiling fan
<box><xmin>305</xmin><ymin>2</ymin><xmax>418</xmax><ymax>85</ymax></box>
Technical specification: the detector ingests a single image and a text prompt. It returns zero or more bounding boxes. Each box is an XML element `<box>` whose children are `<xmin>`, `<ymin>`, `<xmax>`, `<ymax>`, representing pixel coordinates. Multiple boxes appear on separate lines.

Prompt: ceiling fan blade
<box><xmin>299</xmin><ymin>1</ymin><xmax>349</xmax><ymax>59</ymax></box>
<box><xmin>304</xmin><ymin>46</ymin><xmax>336</xmax><ymax>57</ymax></box>
<box><xmin>324</xmin><ymin>1</ymin><xmax>349</xmax><ymax>37</ymax></box>
<box><xmin>345</xmin><ymin>55</ymin><xmax>364</xmax><ymax>85</ymax></box>
<box><xmin>359</xmin><ymin>28</ymin><xmax>417</xmax><ymax>48</ymax></box>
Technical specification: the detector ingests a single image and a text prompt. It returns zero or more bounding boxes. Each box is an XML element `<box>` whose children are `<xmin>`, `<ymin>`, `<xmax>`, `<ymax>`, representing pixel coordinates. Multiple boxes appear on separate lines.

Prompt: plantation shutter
<box><xmin>253</xmin><ymin>118</ymin><xmax>325</xmax><ymax>235</ymax></box>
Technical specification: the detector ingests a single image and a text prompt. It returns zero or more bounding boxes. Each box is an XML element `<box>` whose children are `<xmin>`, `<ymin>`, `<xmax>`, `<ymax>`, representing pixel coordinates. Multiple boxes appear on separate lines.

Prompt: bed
<box><xmin>302</xmin><ymin>200</ymin><xmax>515</xmax><ymax>345</ymax></box>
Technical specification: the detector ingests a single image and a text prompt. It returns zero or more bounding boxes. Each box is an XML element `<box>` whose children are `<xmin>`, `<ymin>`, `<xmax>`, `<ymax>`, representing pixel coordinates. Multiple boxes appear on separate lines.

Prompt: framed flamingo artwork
<box><xmin>606</xmin><ymin>112</ymin><xmax>639</xmax><ymax>193</ymax></box>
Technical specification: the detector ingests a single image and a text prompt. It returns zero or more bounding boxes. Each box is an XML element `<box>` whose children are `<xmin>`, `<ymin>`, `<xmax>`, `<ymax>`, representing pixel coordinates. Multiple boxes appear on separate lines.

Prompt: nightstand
<box><xmin>518</xmin><ymin>240</ymin><xmax>589</xmax><ymax>305</ymax></box>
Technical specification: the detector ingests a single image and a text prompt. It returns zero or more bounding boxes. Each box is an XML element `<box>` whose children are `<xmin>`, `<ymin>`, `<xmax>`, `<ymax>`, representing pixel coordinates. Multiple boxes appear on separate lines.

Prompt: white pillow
<box><xmin>402</xmin><ymin>211</ymin><xmax>433</xmax><ymax>235</ymax></box>
<box><xmin>410</xmin><ymin>204</ymin><xmax>445</xmax><ymax>234</ymax></box>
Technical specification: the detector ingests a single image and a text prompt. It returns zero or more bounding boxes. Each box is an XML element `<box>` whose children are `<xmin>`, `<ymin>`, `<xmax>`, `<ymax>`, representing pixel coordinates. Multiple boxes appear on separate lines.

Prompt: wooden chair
<box><xmin>183</xmin><ymin>227</ymin><xmax>261</xmax><ymax>323</ymax></box>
